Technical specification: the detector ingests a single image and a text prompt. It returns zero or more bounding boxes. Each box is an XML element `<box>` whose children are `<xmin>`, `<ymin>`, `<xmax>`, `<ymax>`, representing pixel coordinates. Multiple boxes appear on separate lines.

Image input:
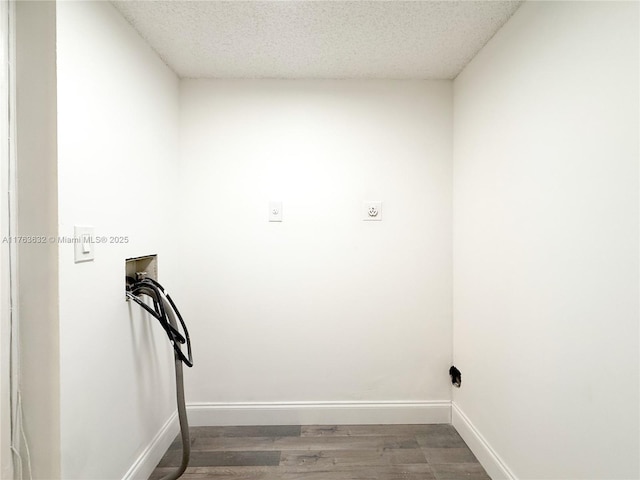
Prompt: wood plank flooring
<box><xmin>149</xmin><ymin>424</ymin><xmax>490</xmax><ymax>480</ymax></box>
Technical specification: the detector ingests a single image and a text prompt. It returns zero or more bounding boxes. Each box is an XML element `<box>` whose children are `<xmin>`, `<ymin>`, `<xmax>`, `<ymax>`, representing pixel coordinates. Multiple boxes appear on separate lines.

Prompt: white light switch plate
<box><xmin>269</xmin><ymin>201</ymin><xmax>282</xmax><ymax>222</ymax></box>
<box><xmin>74</xmin><ymin>226</ymin><xmax>95</xmax><ymax>263</ymax></box>
<box><xmin>363</xmin><ymin>201</ymin><xmax>382</xmax><ymax>221</ymax></box>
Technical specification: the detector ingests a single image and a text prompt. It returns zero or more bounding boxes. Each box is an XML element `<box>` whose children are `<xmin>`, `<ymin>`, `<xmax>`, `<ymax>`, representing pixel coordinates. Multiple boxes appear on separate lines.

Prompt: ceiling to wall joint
<box><xmin>112</xmin><ymin>0</ymin><xmax>523</xmax><ymax>79</ymax></box>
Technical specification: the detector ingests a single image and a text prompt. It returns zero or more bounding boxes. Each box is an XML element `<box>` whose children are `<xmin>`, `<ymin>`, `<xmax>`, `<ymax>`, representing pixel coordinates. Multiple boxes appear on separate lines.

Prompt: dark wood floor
<box><xmin>149</xmin><ymin>424</ymin><xmax>490</xmax><ymax>480</ymax></box>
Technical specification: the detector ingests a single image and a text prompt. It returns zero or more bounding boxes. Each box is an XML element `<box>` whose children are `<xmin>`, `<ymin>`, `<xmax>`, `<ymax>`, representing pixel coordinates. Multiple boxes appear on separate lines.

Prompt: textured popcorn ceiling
<box><xmin>112</xmin><ymin>1</ymin><xmax>522</xmax><ymax>79</ymax></box>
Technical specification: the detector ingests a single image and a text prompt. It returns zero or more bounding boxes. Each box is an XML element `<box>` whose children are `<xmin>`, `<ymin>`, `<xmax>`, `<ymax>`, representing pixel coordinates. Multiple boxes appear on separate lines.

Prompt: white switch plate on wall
<box><xmin>363</xmin><ymin>201</ymin><xmax>382</xmax><ymax>221</ymax></box>
<box><xmin>269</xmin><ymin>201</ymin><xmax>282</xmax><ymax>222</ymax></box>
<box><xmin>74</xmin><ymin>226</ymin><xmax>95</xmax><ymax>263</ymax></box>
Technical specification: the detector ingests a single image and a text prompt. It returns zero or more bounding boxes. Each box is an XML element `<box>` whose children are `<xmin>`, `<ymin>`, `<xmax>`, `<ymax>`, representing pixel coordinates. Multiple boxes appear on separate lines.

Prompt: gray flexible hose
<box><xmin>160</xmin><ymin>297</ymin><xmax>190</xmax><ymax>480</ymax></box>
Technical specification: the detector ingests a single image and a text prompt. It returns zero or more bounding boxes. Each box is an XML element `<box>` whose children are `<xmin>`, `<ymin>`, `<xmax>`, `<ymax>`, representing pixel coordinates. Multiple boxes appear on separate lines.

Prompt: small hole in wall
<box><xmin>449</xmin><ymin>366</ymin><xmax>461</xmax><ymax>388</ymax></box>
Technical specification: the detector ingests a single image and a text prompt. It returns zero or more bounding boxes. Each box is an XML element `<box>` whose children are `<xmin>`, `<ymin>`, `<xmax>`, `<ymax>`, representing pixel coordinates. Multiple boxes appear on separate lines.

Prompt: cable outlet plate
<box><xmin>363</xmin><ymin>201</ymin><xmax>382</xmax><ymax>221</ymax></box>
<box><xmin>269</xmin><ymin>201</ymin><xmax>282</xmax><ymax>222</ymax></box>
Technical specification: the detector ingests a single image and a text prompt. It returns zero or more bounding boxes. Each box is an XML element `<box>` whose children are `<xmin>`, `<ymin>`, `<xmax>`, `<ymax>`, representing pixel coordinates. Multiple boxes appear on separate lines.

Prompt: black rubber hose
<box><xmin>127</xmin><ymin>280</ymin><xmax>192</xmax><ymax>479</ymax></box>
<box><xmin>138</xmin><ymin>279</ymin><xmax>193</xmax><ymax>367</ymax></box>
<box><xmin>159</xmin><ymin>297</ymin><xmax>190</xmax><ymax>480</ymax></box>
<box><xmin>127</xmin><ymin>278</ymin><xmax>192</xmax><ymax>479</ymax></box>
<box><xmin>127</xmin><ymin>287</ymin><xmax>191</xmax><ymax>368</ymax></box>
<box><xmin>130</xmin><ymin>284</ymin><xmax>186</xmax><ymax>344</ymax></box>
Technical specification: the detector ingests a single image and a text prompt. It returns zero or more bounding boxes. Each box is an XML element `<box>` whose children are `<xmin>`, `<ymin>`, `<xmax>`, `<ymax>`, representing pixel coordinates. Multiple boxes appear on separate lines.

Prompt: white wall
<box><xmin>453</xmin><ymin>2</ymin><xmax>639</xmax><ymax>479</ymax></box>
<box><xmin>0</xmin><ymin>1</ymin><xmax>12</xmax><ymax>476</ymax></box>
<box><xmin>56</xmin><ymin>2</ymin><xmax>180</xmax><ymax>478</ymax></box>
<box><xmin>15</xmin><ymin>2</ymin><xmax>60</xmax><ymax>478</ymax></box>
<box><xmin>178</xmin><ymin>80</ymin><xmax>453</xmax><ymax>424</ymax></box>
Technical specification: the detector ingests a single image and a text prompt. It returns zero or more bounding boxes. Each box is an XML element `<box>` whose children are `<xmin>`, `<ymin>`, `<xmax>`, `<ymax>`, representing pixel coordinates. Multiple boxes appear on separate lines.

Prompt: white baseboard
<box><xmin>452</xmin><ymin>402</ymin><xmax>516</xmax><ymax>480</ymax></box>
<box><xmin>187</xmin><ymin>401</ymin><xmax>451</xmax><ymax>426</ymax></box>
<box><xmin>121</xmin><ymin>401</ymin><xmax>450</xmax><ymax>479</ymax></box>
<box><xmin>122</xmin><ymin>411</ymin><xmax>179</xmax><ymax>480</ymax></box>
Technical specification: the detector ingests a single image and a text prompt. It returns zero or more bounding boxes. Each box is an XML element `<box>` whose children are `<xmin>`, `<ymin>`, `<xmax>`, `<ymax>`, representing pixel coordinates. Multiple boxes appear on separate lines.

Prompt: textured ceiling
<box><xmin>112</xmin><ymin>1</ymin><xmax>522</xmax><ymax>79</ymax></box>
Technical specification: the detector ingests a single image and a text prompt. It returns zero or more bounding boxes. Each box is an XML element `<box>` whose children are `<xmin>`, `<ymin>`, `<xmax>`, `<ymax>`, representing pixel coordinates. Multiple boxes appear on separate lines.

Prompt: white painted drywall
<box><xmin>0</xmin><ymin>1</ymin><xmax>12</xmax><ymax>476</ymax></box>
<box><xmin>56</xmin><ymin>1</ymin><xmax>180</xmax><ymax>478</ymax></box>
<box><xmin>15</xmin><ymin>2</ymin><xmax>60</xmax><ymax>478</ymax></box>
<box><xmin>178</xmin><ymin>80</ymin><xmax>453</xmax><ymax>420</ymax></box>
<box><xmin>453</xmin><ymin>1</ymin><xmax>639</xmax><ymax>479</ymax></box>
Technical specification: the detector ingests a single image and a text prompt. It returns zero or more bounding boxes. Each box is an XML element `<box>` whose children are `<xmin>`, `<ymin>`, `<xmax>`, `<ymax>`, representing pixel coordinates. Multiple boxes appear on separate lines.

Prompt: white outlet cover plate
<box><xmin>74</xmin><ymin>226</ymin><xmax>95</xmax><ymax>263</ymax></box>
<box><xmin>269</xmin><ymin>201</ymin><xmax>282</xmax><ymax>222</ymax></box>
<box><xmin>363</xmin><ymin>201</ymin><xmax>382</xmax><ymax>221</ymax></box>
